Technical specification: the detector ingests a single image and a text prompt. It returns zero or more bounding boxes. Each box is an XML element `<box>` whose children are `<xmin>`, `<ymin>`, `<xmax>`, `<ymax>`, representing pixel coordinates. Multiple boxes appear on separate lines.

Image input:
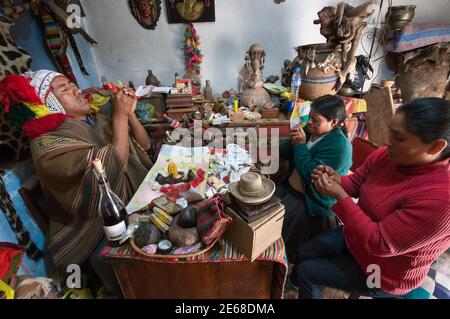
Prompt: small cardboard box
<box><xmin>224</xmin><ymin>204</ymin><xmax>285</xmax><ymax>261</ymax></box>
<box><xmin>229</xmin><ymin>111</ymin><xmax>245</xmax><ymax>122</ymax></box>
<box><xmin>262</xmin><ymin>107</ymin><xmax>280</xmax><ymax>119</ymax></box>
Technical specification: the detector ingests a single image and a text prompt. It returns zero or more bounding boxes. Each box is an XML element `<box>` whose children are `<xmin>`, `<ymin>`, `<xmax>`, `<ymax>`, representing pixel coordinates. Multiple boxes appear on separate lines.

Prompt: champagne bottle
<box><xmin>93</xmin><ymin>159</ymin><xmax>129</xmax><ymax>247</ymax></box>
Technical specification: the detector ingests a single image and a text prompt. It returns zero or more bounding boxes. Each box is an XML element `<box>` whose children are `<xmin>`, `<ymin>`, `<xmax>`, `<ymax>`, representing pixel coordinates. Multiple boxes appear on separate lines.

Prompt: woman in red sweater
<box><xmin>290</xmin><ymin>98</ymin><xmax>450</xmax><ymax>298</ymax></box>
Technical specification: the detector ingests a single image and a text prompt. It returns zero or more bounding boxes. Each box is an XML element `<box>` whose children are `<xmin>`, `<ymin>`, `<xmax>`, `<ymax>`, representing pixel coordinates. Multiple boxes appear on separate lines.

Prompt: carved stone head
<box><xmin>247</xmin><ymin>43</ymin><xmax>266</xmax><ymax>62</ymax></box>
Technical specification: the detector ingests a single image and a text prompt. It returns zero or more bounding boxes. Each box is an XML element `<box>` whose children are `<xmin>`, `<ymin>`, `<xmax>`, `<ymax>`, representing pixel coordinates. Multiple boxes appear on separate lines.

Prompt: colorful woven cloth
<box><xmin>102</xmin><ymin>237</ymin><xmax>287</xmax><ymax>298</ymax></box>
<box><xmin>195</xmin><ymin>194</ymin><xmax>232</xmax><ymax>247</ymax></box>
<box><xmin>38</xmin><ymin>5</ymin><xmax>77</xmax><ymax>84</ymax></box>
<box><xmin>297</xmin><ymin>97</ymin><xmax>367</xmax><ymax>119</ymax></box>
<box><xmin>345</xmin><ymin>113</ymin><xmax>369</xmax><ymax>142</ymax></box>
<box><xmin>386</xmin><ymin>23</ymin><xmax>450</xmax><ymax>53</ymax></box>
<box><xmin>342</xmin><ymin>97</ymin><xmax>367</xmax><ymax>114</ymax></box>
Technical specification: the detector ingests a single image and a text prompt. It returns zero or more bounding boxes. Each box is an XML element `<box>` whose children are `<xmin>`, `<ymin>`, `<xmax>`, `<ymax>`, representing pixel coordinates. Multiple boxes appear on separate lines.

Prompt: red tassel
<box><xmin>22</xmin><ymin>113</ymin><xmax>70</xmax><ymax>138</ymax></box>
<box><xmin>0</xmin><ymin>75</ymin><xmax>42</xmax><ymax>112</ymax></box>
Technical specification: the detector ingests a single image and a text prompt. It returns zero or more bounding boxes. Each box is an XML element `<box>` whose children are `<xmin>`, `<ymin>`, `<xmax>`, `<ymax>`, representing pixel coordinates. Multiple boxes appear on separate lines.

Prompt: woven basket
<box><xmin>130</xmin><ymin>195</ymin><xmax>231</xmax><ymax>260</ymax></box>
<box><xmin>130</xmin><ymin>236</ymin><xmax>216</xmax><ymax>260</ymax></box>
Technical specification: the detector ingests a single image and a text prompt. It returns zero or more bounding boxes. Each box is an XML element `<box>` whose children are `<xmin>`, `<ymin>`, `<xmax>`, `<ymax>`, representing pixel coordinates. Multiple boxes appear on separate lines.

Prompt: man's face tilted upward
<box><xmin>51</xmin><ymin>76</ymin><xmax>91</xmax><ymax>118</ymax></box>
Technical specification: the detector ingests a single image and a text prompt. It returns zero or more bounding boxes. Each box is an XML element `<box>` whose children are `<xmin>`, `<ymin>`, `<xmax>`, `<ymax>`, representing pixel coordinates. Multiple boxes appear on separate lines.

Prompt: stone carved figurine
<box><xmin>239</xmin><ymin>43</ymin><xmax>270</xmax><ymax>112</ymax></box>
<box><xmin>146</xmin><ymin>69</ymin><xmax>161</xmax><ymax>86</ymax></box>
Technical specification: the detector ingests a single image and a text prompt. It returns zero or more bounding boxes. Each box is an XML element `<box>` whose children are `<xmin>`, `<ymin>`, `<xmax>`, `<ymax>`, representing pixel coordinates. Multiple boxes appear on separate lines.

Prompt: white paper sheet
<box><xmin>135</xmin><ymin>85</ymin><xmax>173</xmax><ymax>97</ymax></box>
<box><xmin>126</xmin><ymin>145</ymin><xmax>210</xmax><ymax>214</ymax></box>
<box><xmin>151</xmin><ymin>86</ymin><xmax>173</xmax><ymax>94</ymax></box>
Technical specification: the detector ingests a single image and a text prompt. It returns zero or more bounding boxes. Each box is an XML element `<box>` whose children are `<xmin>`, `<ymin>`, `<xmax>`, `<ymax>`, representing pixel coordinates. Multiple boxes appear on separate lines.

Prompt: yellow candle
<box><xmin>233</xmin><ymin>100</ymin><xmax>239</xmax><ymax>113</ymax></box>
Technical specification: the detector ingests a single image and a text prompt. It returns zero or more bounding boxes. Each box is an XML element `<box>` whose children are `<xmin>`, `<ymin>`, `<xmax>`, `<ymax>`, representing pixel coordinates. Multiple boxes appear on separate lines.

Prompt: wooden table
<box><xmin>142</xmin><ymin>118</ymin><xmax>290</xmax><ymax>162</ymax></box>
<box><xmin>110</xmin><ymin>259</ymin><xmax>277</xmax><ymax>299</ymax></box>
<box><xmin>102</xmin><ymin>239</ymin><xmax>287</xmax><ymax>299</ymax></box>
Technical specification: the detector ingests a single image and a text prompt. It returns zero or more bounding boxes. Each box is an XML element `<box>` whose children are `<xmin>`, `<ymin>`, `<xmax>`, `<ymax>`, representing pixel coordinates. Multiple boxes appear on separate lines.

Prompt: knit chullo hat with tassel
<box><xmin>0</xmin><ymin>70</ymin><xmax>70</xmax><ymax>138</ymax></box>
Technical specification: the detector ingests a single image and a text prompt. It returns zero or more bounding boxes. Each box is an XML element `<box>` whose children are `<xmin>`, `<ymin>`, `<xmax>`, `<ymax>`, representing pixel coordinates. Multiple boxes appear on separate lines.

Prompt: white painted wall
<box><xmin>78</xmin><ymin>0</ymin><xmax>450</xmax><ymax>92</ymax></box>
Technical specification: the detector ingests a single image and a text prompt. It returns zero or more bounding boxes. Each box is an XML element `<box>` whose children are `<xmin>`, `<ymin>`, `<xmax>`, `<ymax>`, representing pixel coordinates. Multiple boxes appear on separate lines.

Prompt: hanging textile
<box><xmin>31</xmin><ymin>0</ymin><xmax>97</xmax><ymax>83</ymax></box>
<box><xmin>38</xmin><ymin>5</ymin><xmax>77</xmax><ymax>84</ymax></box>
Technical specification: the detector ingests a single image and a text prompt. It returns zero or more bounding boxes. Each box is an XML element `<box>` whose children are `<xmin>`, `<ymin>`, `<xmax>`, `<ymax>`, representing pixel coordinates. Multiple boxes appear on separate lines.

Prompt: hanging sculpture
<box><xmin>183</xmin><ymin>23</ymin><xmax>202</xmax><ymax>87</ymax></box>
<box><xmin>314</xmin><ymin>1</ymin><xmax>376</xmax><ymax>85</ymax></box>
<box><xmin>129</xmin><ymin>0</ymin><xmax>161</xmax><ymax>30</ymax></box>
<box><xmin>166</xmin><ymin>0</ymin><xmax>215</xmax><ymax>24</ymax></box>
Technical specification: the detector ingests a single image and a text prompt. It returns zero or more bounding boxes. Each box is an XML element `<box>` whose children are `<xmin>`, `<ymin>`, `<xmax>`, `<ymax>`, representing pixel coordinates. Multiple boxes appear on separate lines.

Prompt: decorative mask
<box><xmin>129</xmin><ymin>0</ymin><xmax>162</xmax><ymax>30</ymax></box>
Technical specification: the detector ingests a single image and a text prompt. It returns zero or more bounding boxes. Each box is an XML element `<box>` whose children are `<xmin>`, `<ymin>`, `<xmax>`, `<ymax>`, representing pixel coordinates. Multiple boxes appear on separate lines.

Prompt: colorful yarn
<box><xmin>184</xmin><ymin>23</ymin><xmax>203</xmax><ymax>76</ymax></box>
<box><xmin>22</xmin><ymin>113</ymin><xmax>69</xmax><ymax>138</ymax></box>
<box><xmin>0</xmin><ymin>74</ymin><xmax>70</xmax><ymax>138</ymax></box>
<box><xmin>24</xmin><ymin>103</ymin><xmax>52</xmax><ymax>118</ymax></box>
<box><xmin>7</xmin><ymin>103</ymin><xmax>36</xmax><ymax>130</ymax></box>
<box><xmin>0</xmin><ymin>74</ymin><xmax>42</xmax><ymax>112</ymax></box>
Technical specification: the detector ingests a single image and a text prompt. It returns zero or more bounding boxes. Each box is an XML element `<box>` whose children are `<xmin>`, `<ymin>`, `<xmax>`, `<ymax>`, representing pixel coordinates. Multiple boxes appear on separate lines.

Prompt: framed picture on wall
<box><xmin>166</xmin><ymin>0</ymin><xmax>215</xmax><ymax>23</ymax></box>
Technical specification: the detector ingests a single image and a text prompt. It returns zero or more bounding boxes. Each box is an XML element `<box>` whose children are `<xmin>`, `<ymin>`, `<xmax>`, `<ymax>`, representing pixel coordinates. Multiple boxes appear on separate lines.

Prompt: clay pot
<box><xmin>386</xmin><ymin>5</ymin><xmax>416</xmax><ymax>30</ymax></box>
<box><xmin>204</xmin><ymin>80</ymin><xmax>214</xmax><ymax>102</ymax></box>
<box><xmin>297</xmin><ymin>43</ymin><xmax>341</xmax><ymax>101</ymax></box>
